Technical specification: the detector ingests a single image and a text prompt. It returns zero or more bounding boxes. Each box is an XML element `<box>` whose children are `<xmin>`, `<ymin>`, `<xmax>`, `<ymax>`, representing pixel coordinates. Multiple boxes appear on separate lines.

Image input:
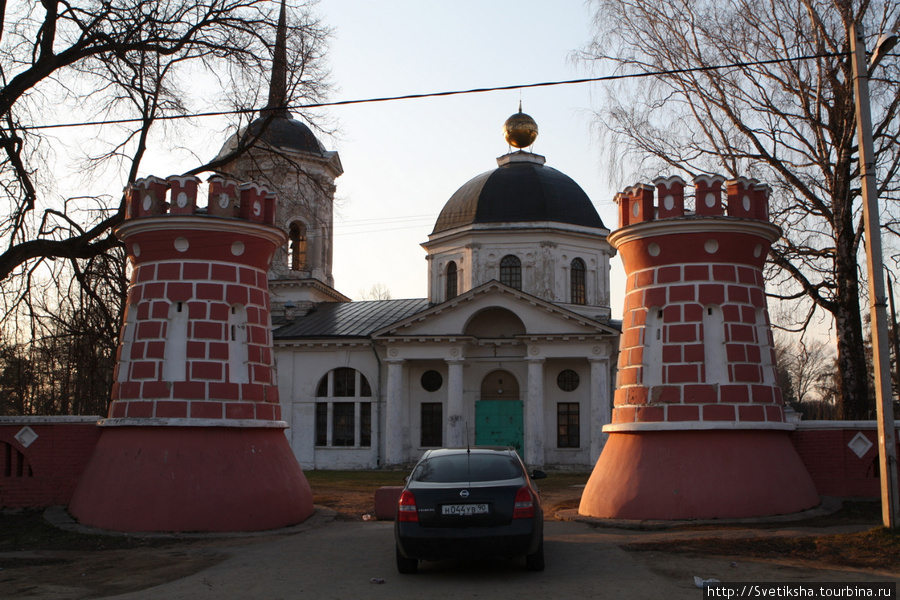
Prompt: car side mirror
<box><xmin>531</xmin><ymin>469</ymin><xmax>547</xmax><ymax>480</ymax></box>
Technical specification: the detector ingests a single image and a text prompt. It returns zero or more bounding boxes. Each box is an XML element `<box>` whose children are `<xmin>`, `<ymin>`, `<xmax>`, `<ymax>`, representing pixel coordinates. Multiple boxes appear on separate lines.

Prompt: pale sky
<box><xmin>318</xmin><ymin>0</ymin><xmax>626</xmax><ymax>312</ymax></box>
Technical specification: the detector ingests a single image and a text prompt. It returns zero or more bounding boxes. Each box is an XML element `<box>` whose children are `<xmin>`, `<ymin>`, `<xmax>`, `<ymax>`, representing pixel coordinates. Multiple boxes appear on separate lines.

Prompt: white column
<box><xmin>589</xmin><ymin>356</ymin><xmax>610</xmax><ymax>463</ymax></box>
<box><xmin>384</xmin><ymin>358</ymin><xmax>407</xmax><ymax>466</ymax></box>
<box><xmin>524</xmin><ymin>357</ymin><xmax>545</xmax><ymax>468</ymax></box>
<box><xmin>446</xmin><ymin>358</ymin><xmax>466</xmax><ymax>447</ymax></box>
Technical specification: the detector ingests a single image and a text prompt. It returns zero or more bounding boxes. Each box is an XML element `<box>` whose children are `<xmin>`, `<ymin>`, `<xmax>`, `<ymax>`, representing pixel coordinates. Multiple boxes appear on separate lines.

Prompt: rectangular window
<box><xmin>557</xmin><ymin>403</ymin><xmax>580</xmax><ymax>448</ymax></box>
<box><xmin>360</xmin><ymin>403</ymin><xmax>372</xmax><ymax>447</ymax></box>
<box><xmin>332</xmin><ymin>402</ymin><xmax>355</xmax><ymax>446</ymax></box>
<box><xmin>315</xmin><ymin>403</ymin><xmax>328</xmax><ymax>446</ymax></box>
<box><xmin>421</xmin><ymin>402</ymin><xmax>443</xmax><ymax>447</ymax></box>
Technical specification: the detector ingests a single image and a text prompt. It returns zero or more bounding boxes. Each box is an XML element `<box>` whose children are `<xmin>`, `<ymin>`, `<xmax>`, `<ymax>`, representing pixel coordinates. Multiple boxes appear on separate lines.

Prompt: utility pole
<box><xmin>850</xmin><ymin>21</ymin><xmax>900</xmax><ymax>529</ymax></box>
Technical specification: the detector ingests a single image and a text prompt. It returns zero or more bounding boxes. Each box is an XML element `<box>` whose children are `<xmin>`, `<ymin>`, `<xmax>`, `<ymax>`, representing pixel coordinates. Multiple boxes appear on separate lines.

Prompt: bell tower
<box><xmin>213</xmin><ymin>0</ymin><xmax>347</xmax><ymax>312</ymax></box>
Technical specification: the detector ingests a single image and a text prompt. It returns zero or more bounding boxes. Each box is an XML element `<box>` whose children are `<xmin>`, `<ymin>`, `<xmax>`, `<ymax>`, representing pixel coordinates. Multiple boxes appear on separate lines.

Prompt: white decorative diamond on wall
<box><xmin>14</xmin><ymin>426</ymin><xmax>38</xmax><ymax>448</ymax></box>
<box><xmin>847</xmin><ymin>432</ymin><xmax>873</xmax><ymax>459</ymax></box>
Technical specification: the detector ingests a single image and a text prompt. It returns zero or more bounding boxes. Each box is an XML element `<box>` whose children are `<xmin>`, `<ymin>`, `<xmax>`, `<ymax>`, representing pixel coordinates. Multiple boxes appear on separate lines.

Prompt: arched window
<box><xmin>499</xmin><ymin>255</ymin><xmax>522</xmax><ymax>290</ymax></box>
<box><xmin>228</xmin><ymin>304</ymin><xmax>249</xmax><ymax>384</ymax></box>
<box><xmin>289</xmin><ymin>221</ymin><xmax>307</xmax><ymax>271</ymax></box>
<box><xmin>162</xmin><ymin>301</ymin><xmax>188</xmax><ymax>382</ymax></box>
<box><xmin>446</xmin><ymin>261</ymin><xmax>458</xmax><ymax>300</ymax></box>
<box><xmin>117</xmin><ymin>304</ymin><xmax>138</xmax><ymax>383</ymax></box>
<box><xmin>703</xmin><ymin>305</ymin><xmax>728</xmax><ymax>384</ymax></box>
<box><xmin>315</xmin><ymin>368</ymin><xmax>372</xmax><ymax>447</ymax></box>
<box><xmin>570</xmin><ymin>258</ymin><xmax>586</xmax><ymax>305</ymax></box>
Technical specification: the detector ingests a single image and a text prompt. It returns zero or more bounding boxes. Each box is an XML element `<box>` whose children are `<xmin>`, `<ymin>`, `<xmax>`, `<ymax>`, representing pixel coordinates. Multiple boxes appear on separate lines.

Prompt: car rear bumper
<box><xmin>396</xmin><ymin>519</ymin><xmax>542</xmax><ymax>561</ymax></box>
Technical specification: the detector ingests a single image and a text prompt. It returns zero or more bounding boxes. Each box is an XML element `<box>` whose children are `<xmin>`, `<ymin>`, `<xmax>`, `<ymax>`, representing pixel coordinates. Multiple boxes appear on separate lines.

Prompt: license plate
<box><xmin>441</xmin><ymin>503</ymin><xmax>489</xmax><ymax>516</ymax></box>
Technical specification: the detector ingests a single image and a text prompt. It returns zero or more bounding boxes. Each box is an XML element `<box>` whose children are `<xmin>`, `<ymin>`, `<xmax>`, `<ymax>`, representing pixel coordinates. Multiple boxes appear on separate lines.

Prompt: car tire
<box><xmin>525</xmin><ymin>539</ymin><xmax>545</xmax><ymax>572</ymax></box>
<box><xmin>396</xmin><ymin>545</ymin><xmax>418</xmax><ymax>574</ymax></box>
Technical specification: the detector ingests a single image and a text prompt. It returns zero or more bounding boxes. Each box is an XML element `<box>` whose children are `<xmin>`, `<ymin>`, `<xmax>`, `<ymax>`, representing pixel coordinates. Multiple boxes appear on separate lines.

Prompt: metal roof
<box><xmin>272</xmin><ymin>298</ymin><xmax>431</xmax><ymax>339</ymax></box>
<box><xmin>432</xmin><ymin>160</ymin><xmax>605</xmax><ymax>234</ymax></box>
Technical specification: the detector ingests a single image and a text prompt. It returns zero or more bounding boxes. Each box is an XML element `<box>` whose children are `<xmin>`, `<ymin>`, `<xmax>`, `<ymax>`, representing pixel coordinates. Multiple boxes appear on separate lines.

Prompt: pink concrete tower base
<box><xmin>579</xmin><ymin>430</ymin><xmax>820</xmax><ymax>520</ymax></box>
<box><xmin>68</xmin><ymin>426</ymin><xmax>314</xmax><ymax>532</ymax></box>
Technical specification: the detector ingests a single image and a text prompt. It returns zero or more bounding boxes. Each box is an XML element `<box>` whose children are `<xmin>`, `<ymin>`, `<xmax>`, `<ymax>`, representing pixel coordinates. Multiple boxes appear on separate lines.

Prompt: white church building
<box><xmin>216</xmin><ymin>102</ymin><xmax>620</xmax><ymax>470</ymax></box>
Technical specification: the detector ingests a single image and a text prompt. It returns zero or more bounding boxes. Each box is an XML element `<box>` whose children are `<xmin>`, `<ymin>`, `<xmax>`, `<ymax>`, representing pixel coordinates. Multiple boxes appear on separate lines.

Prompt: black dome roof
<box><xmin>432</xmin><ymin>155</ymin><xmax>605</xmax><ymax>234</ymax></box>
<box><xmin>216</xmin><ymin>113</ymin><xmax>325</xmax><ymax>161</ymax></box>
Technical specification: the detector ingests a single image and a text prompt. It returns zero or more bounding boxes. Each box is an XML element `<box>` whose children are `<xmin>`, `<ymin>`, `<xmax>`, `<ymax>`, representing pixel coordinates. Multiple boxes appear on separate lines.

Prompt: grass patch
<box><xmin>304</xmin><ymin>469</ymin><xmax>589</xmax><ymax>492</ymax></box>
<box><xmin>623</xmin><ymin>526</ymin><xmax>900</xmax><ymax>571</ymax></box>
<box><xmin>304</xmin><ymin>469</ymin><xmax>590</xmax><ymax>519</ymax></box>
<box><xmin>0</xmin><ymin>510</ymin><xmax>177</xmax><ymax>553</ymax></box>
<box><xmin>304</xmin><ymin>469</ymin><xmax>408</xmax><ymax>491</ymax></box>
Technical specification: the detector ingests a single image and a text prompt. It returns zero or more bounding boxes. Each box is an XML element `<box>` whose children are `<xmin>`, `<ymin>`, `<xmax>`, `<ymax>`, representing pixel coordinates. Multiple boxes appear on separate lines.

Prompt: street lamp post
<box><xmin>850</xmin><ymin>21</ymin><xmax>900</xmax><ymax>529</ymax></box>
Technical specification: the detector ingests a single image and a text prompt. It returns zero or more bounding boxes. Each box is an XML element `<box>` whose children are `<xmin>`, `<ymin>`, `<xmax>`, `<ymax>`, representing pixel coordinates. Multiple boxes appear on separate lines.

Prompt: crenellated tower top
<box><xmin>124</xmin><ymin>175</ymin><xmax>278</xmax><ymax>226</ymax></box>
<box><xmin>616</xmin><ymin>175</ymin><xmax>771</xmax><ymax>229</ymax></box>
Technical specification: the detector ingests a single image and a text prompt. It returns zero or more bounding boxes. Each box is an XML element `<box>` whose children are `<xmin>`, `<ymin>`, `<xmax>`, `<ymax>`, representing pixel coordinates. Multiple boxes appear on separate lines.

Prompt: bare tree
<box><xmin>358</xmin><ymin>283</ymin><xmax>393</xmax><ymax>301</ymax></box>
<box><xmin>774</xmin><ymin>333</ymin><xmax>836</xmax><ymax>405</ymax></box>
<box><xmin>580</xmin><ymin>0</ymin><xmax>900</xmax><ymax>419</ymax></box>
<box><xmin>0</xmin><ymin>0</ymin><xmax>332</xmax><ymax>414</ymax></box>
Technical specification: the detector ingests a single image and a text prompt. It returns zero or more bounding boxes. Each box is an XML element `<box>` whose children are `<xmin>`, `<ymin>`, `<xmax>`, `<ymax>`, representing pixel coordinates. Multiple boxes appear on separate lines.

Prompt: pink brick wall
<box><xmin>1</xmin><ymin>418</ymin><xmax>896</xmax><ymax>509</ymax></box>
<box><xmin>0</xmin><ymin>418</ymin><xmax>100</xmax><ymax>508</ymax></box>
<box><xmin>791</xmin><ymin>423</ymin><xmax>900</xmax><ymax>498</ymax></box>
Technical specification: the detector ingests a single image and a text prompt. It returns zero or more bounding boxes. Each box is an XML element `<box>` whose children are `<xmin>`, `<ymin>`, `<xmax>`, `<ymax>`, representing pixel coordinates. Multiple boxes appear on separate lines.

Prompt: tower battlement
<box><xmin>580</xmin><ymin>174</ymin><xmax>819</xmax><ymax>520</ymax></box>
<box><xmin>125</xmin><ymin>175</ymin><xmax>277</xmax><ymax>226</ymax></box>
<box><xmin>69</xmin><ymin>174</ymin><xmax>313</xmax><ymax>533</ymax></box>
<box><xmin>616</xmin><ymin>175</ymin><xmax>770</xmax><ymax>229</ymax></box>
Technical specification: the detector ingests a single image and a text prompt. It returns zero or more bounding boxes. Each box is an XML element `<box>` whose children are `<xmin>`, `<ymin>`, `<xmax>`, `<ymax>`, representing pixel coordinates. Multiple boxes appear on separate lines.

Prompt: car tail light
<box><xmin>513</xmin><ymin>485</ymin><xmax>535</xmax><ymax>519</ymax></box>
<box><xmin>398</xmin><ymin>490</ymin><xmax>418</xmax><ymax>522</ymax></box>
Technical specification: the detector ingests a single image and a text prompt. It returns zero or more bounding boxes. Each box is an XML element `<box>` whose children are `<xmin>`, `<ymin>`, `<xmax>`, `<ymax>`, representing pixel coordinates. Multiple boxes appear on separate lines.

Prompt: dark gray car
<box><xmin>394</xmin><ymin>447</ymin><xmax>546</xmax><ymax>574</ymax></box>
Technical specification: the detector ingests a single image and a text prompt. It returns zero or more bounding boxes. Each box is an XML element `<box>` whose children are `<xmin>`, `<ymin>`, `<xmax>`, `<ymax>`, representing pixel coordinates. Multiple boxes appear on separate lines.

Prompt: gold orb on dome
<box><xmin>503</xmin><ymin>108</ymin><xmax>538</xmax><ymax>149</ymax></box>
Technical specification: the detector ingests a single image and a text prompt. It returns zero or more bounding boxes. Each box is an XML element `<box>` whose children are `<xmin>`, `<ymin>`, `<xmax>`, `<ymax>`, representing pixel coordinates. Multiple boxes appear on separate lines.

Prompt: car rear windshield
<box><xmin>411</xmin><ymin>453</ymin><xmax>523</xmax><ymax>483</ymax></box>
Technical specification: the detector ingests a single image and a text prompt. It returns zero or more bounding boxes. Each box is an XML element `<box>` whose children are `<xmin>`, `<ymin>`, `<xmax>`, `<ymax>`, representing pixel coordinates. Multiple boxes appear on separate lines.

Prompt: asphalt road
<box><xmin>96</xmin><ymin>517</ymin><xmax>896</xmax><ymax>600</ymax></box>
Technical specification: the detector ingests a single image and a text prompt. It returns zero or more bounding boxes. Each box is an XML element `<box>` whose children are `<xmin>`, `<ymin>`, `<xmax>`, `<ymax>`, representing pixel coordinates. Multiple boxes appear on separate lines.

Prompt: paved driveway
<box><xmin>99</xmin><ymin>518</ymin><xmax>896</xmax><ymax>600</ymax></box>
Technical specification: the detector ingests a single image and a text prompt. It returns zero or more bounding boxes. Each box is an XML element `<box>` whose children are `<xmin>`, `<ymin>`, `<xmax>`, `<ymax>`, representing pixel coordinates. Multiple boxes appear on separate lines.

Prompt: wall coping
<box><xmin>100</xmin><ymin>417</ymin><xmax>288</xmax><ymax>429</ymax></box>
<box><xmin>794</xmin><ymin>419</ymin><xmax>899</xmax><ymax>431</ymax></box>
<box><xmin>604</xmin><ymin>421</ymin><xmax>795</xmax><ymax>433</ymax></box>
<box><xmin>0</xmin><ymin>416</ymin><xmax>101</xmax><ymax>425</ymax></box>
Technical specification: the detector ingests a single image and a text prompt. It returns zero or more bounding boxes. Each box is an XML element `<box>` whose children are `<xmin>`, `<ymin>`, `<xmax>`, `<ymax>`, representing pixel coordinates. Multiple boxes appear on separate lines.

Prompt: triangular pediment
<box><xmin>372</xmin><ymin>281</ymin><xmax>619</xmax><ymax>340</ymax></box>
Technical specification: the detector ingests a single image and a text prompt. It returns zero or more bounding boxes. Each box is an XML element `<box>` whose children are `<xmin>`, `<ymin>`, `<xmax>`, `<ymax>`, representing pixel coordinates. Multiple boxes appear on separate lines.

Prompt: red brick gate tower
<box><xmin>69</xmin><ymin>175</ymin><xmax>314</xmax><ymax>532</ymax></box>
<box><xmin>579</xmin><ymin>175</ymin><xmax>819</xmax><ymax>520</ymax></box>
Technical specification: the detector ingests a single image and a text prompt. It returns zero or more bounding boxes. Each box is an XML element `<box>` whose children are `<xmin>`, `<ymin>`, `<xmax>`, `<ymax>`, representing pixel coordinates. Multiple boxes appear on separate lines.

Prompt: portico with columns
<box><xmin>371</xmin><ymin>282</ymin><xmax>618</xmax><ymax>468</ymax></box>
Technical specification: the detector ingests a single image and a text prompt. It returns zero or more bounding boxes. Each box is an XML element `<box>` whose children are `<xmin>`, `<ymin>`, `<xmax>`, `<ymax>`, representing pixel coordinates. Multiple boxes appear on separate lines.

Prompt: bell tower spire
<box><xmin>262</xmin><ymin>0</ymin><xmax>289</xmax><ymax>118</ymax></box>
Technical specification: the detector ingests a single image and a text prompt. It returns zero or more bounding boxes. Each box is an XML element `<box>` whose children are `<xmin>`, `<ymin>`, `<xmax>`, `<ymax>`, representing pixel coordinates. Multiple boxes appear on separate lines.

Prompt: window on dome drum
<box><xmin>557</xmin><ymin>369</ymin><xmax>580</xmax><ymax>392</ymax></box>
<box><xmin>420</xmin><ymin>402</ymin><xmax>443</xmax><ymax>447</ymax></box>
<box><xmin>499</xmin><ymin>255</ymin><xmax>522</xmax><ymax>290</ymax></box>
<box><xmin>570</xmin><ymin>258</ymin><xmax>586</xmax><ymax>305</ymax></box>
<box><xmin>557</xmin><ymin>402</ymin><xmax>580</xmax><ymax>448</ymax></box>
<box><xmin>446</xmin><ymin>261</ymin><xmax>458</xmax><ymax>300</ymax></box>
<box><xmin>315</xmin><ymin>368</ymin><xmax>372</xmax><ymax>447</ymax></box>
<box><xmin>289</xmin><ymin>221</ymin><xmax>307</xmax><ymax>271</ymax></box>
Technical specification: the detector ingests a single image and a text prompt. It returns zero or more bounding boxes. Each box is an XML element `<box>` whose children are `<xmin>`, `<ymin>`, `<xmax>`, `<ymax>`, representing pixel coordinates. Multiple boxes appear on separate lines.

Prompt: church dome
<box><xmin>432</xmin><ymin>153</ymin><xmax>605</xmax><ymax>235</ymax></box>
<box><xmin>215</xmin><ymin>112</ymin><xmax>325</xmax><ymax>161</ymax></box>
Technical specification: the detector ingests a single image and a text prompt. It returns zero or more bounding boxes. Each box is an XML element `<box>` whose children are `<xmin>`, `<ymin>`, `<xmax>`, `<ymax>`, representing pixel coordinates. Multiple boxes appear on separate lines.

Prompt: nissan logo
<box><xmin>459</xmin><ymin>490</ymin><xmax>469</xmax><ymax>498</ymax></box>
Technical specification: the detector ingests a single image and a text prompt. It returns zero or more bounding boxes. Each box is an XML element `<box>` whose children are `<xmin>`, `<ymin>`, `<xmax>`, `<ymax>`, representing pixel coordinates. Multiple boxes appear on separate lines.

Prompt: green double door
<box><xmin>475</xmin><ymin>399</ymin><xmax>524</xmax><ymax>453</ymax></box>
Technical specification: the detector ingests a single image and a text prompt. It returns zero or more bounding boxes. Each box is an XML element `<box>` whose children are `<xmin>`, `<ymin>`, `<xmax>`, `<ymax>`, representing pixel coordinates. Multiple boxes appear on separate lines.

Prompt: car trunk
<box><xmin>410</xmin><ymin>481</ymin><xmax>522</xmax><ymax>528</ymax></box>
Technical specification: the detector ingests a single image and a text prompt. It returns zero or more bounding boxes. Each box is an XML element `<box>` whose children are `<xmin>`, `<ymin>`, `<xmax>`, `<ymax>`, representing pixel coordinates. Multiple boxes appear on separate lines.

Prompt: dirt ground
<box><xmin>0</xmin><ymin>483</ymin><xmax>896</xmax><ymax>599</ymax></box>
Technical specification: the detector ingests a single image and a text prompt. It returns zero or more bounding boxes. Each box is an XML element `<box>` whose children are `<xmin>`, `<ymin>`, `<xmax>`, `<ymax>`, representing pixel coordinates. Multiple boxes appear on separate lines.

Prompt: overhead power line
<box><xmin>21</xmin><ymin>51</ymin><xmax>855</xmax><ymax>132</ymax></box>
